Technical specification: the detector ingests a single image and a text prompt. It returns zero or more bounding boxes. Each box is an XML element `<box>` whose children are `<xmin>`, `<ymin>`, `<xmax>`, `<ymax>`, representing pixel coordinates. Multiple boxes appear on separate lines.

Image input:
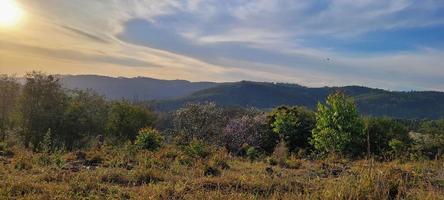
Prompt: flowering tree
<box><xmin>223</xmin><ymin>113</ymin><xmax>278</xmax><ymax>154</ymax></box>
<box><xmin>174</xmin><ymin>102</ymin><xmax>225</xmax><ymax>144</ymax></box>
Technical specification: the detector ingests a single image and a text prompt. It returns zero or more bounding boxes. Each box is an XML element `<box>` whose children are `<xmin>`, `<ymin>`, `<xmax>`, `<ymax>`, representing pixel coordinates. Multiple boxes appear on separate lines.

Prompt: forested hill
<box><xmin>60</xmin><ymin>75</ymin><xmax>217</xmax><ymax>100</ymax></box>
<box><xmin>59</xmin><ymin>75</ymin><xmax>444</xmax><ymax>119</ymax></box>
<box><xmin>152</xmin><ymin>81</ymin><xmax>444</xmax><ymax>119</ymax></box>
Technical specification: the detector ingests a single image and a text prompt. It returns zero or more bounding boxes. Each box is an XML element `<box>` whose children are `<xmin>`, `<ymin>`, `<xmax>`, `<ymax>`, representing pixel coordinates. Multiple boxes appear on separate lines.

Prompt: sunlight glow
<box><xmin>0</xmin><ymin>0</ymin><xmax>23</xmax><ymax>27</ymax></box>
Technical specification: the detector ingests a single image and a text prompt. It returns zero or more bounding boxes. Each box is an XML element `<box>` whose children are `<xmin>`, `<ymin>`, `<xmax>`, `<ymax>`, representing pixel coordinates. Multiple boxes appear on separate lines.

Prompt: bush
<box><xmin>174</xmin><ymin>102</ymin><xmax>225</xmax><ymax>144</ymax></box>
<box><xmin>389</xmin><ymin>139</ymin><xmax>407</xmax><ymax>157</ymax></box>
<box><xmin>184</xmin><ymin>140</ymin><xmax>211</xmax><ymax>159</ymax></box>
<box><xmin>106</xmin><ymin>101</ymin><xmax>156</xmax><ymax>144</ymax></box>
<box><xmin>246</xmin><ymin>147</ymin><xmax>258</xmax><ymax>162</ymax></box>
<box><xmin>135</xmin><ymin>128</ymin><xmax>164</xmax><ymax>151</ymax></box>
<box><xmin>363</xmin><ymin>117</ymin><xmax>411</xmax><ymax>157</ymax></box>
<box><xmin>271</xmin><ymin>106</ymin><xmax>315</xmax><ymax>153</ymax></box>
<box><xmin>0</xmin><ymin>142</ymin><xmax>13</xmax><ymax>157</ymax></box>
<box><xmin>223</xmin><ymin>113</ymin><xmax>279</xmax><ymax>155</ymax></box>
<box><xmin>312</xmin><ymin>92</ymin><xmax>364</xmax><ymax>156</ymax></box>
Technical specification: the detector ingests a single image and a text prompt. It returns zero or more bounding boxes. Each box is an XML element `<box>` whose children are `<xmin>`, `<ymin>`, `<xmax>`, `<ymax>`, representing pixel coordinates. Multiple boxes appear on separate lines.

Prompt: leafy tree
<box><xmin>62</xmin><ymin>89</ymin><xmax>108</xmax><ymax>150</ymax></box>
<box><xmin>363</xmin><ymin>117</ymin><xmax>410</xmax><ymax>157</ymax></box>
<box><xmin>174</xmin><ymin>102</ymin><xmax>225</xmax><ymax>144</ymax></box>
<box><xmin>271</xmin><ymin>106</ymin><xmax>315</xmax><ymax>153</ymax></box>
<box><xmin>135</xmin><ymin>128</ymin><xmax>163</xmax><ymax>151</ymax></box>
<box><xmin>414</xmin><ymin>120</ymin><xmax>444</xmax><ymax>159</ymax></box>
<box><xmin>106</xmin><ymin>101</ymin><xmax>156</xmax><ymax>144</ymax></box>
<box><xmin>0</xmin><ymin>75</ymin><xmax>20</xmax><ymax>140</ymax></box>
<box><xmin>20</xmin><ymin>72</ymin><xmax>67</xmax><ymax>150</ymax></box>
<box><xmin>311</xmin><ymin>92</ymin><xmax>364</xmax><ymax>155</ymax></box>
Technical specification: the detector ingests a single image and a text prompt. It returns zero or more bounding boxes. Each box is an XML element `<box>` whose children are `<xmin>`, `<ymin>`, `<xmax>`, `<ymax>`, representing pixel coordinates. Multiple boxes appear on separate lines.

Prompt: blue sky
<box><xmin>1</xmin><ymin>0</ymin><xmax>444</xmax><ymax>91</ymax></box>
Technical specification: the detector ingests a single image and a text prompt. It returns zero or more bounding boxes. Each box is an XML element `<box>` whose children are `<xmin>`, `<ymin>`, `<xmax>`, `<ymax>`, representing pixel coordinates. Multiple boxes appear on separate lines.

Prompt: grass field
<box><xmin>1</xmin><ymin>144</ymin><xmax>443</xmax><ymax>200</ymax></box>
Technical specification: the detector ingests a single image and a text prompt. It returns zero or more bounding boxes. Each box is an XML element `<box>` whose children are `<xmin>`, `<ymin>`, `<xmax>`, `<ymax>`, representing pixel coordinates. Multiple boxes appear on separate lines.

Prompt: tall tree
<box><xmin>0</xmin><ymin>75</ymin><xmax>20</xmax><ymax>140</ymax></box>
<box><xmin>363</xmin><ymin>117</ymin><xmax>410</xmax><ymax>156</ymax></box>
<box><xmin>20</xmin><ymin>72</ymin><xmax>67</xmax><ymax>150</ymax></box>
<box><xmin>312</xmin><ymin>92</ymin><xmax>364</xmax><ymax>155</ymax></box>
<box><xmin>106</xmin><ymin>101</ymin><xmax>156</xmax><ymax>144</ymax></box>
<box><xmin>62</xmin><ymin>89</ymin><xmax>108</xmax><ymax>149</ymax></box>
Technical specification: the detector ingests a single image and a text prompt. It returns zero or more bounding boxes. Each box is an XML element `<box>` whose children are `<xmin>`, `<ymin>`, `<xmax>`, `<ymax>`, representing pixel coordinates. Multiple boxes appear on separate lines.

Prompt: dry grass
<box><xmin>0</xmin><ymin>145</ymin><xmax>443</xmax><ymax>200</ymax></box>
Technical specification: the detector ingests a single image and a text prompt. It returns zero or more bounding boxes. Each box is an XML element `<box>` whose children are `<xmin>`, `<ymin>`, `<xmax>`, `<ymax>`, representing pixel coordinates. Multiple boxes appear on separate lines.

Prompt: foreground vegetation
<box><xmin>1</xmin><ymin>144</ymin><xmax>443</xmax><ymax>199</ymax></box>
<box><xmin>1</xmin><ymin>72</ymin><xmax>444</xmax><ymax>199</ymax></box>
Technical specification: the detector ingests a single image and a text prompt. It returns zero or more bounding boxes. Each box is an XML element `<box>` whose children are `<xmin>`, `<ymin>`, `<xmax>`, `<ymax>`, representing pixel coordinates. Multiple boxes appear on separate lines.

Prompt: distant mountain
<box><xmin>59</xmin><ymin>75</ymin><xmax>444</xmax><ymax>119</ymax></box>
<box><xmin>60</xmin><ymin>75</ymin><xmax>218</xmax><ymax>100</ymax></box>
<box><xmin>153</xmin><ymin>81</ymin><xmax>444</xmax><ymax>119</ymax></box>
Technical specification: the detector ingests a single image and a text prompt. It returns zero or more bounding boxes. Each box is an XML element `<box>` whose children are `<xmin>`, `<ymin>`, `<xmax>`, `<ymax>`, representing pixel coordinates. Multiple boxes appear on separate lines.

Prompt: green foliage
<box><xmin>363</xmin><ymin>117</ymin><xmax>411</xmax><ymax>157</ymax></box>
<box><xmin>0</xmin><ymin>141</ymin><xmax>13</xmax><ymax>157</ymax></box>
<box><xmin>183</xmin><ymin>140</ymin><xmax>211</xmax><ymax>158</ymax></box>
<box><xmin>271</xmin><ymin>106</ymin><xmax>315</xmax><ymax>152</ymax></box>
<box><xmin>20</xmin><ymin>72</ymin><xmax>67</xmax><ymax>150</ymax></box>
<box><xmin>62</xmin><ymin>89</ymin><xmax>108</xmax><ymax>150</ymax></box>
<box><xmin>0</xmin><ymin>75</ymin><xmax>20</xmax><ymax>141</ymax></box>
<box><xmin>388</xmin><ymin>139</ymin><xmax>407</xmax><ymax>157</ymax></box>
<box><xmin>246</xmin><ymin>146</ymin><xmax>258</xmax><ymax>162</ymax></box>
<box><xmin>412</xmin><ymin>120</ymin><xmax>444</xmax><ymax>159</ymax></box>
<box><xmin>38</xmin><ymin>128</ymin><xmax>53</xmax><ymax>153</ymax></box>
<box><xmin>106</xmin><ymin>101</ymin><xmax>156</xmax><ymax>144</ymax></box>
<box><xmin>134</xmin><ymin>128</ymin><xmax>164</xmax><ymax>151</ymax></box>
<box><xmin>312</xmin><ymin>92</ymin><xmax>364</xmax><ymax>155</ymax></box>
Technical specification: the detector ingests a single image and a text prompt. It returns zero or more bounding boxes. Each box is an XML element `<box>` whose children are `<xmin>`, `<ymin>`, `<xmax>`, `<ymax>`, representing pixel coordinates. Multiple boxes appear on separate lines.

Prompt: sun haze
<box><xmin>0</xmin><ymin>0</ymin><xmax>23</xmax><ymax>27</ymax></box>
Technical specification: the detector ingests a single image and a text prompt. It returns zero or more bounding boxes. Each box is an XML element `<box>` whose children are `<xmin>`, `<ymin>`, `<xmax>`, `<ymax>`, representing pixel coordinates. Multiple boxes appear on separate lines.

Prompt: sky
<box><xmin>0</xmin><ymin>0</ymin><xmax>444</xmax><ymax>91</ymax></box>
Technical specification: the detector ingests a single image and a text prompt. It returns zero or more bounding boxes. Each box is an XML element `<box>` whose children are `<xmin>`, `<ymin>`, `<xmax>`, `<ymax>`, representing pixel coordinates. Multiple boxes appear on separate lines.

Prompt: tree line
<box><xmin>0</xmin><ymin>72</ymin><xmax>443</xmax><ymax>160</ymax></box>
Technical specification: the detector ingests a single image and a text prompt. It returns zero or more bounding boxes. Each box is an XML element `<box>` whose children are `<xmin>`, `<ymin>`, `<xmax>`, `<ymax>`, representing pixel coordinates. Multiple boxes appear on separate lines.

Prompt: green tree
<box><xmin>415</xmin><ymin>120</ymin><xmax>444</xmax><ymax>159</ymax></box>
<box><xmin>106</xmin><ymin>101</ymin><xmax>156</xmax><ymax>144</ymax></box>
<box><xmin>363</xmin><ymin>117</ymin><xmax>410</xmax><ymax>157</ymax></box>
<box><xmin>62</xmin><ymin>89</ymin><xmax>108</xmax><ymax>150</ymax></box>
<box><xmin>20</xmin><ymin>72</ymin><xmax>67</xmax><ymax>150</ymax></box>
<box><xmin>0</xmin><ymin>75</ymin><xmax>20</xmax><ymax>140</ymax></box>
<box><xmin>271</xmin><ymin>106</ymin><xmax>315</xmax><ymax>153</ymax></box>
<box><xmin>311</xmin><ymin>92</ymin><xmax>364</xmax><ymax>155</ymax></box>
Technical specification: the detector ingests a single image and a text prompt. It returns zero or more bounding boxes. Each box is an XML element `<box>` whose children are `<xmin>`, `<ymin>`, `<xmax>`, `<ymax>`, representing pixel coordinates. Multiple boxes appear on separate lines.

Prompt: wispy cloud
<box><xmin>1</xmin><ymin>0</ymin><xmax>443</xmax><ymax>91</ymax></box>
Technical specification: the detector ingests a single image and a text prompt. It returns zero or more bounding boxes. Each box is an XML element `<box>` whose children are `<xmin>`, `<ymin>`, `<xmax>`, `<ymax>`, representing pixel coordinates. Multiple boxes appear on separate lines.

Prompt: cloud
<box><xmin>1</xmin><ymin>0</ymin><xmax>443</xmax><ymax>91</ymax></box>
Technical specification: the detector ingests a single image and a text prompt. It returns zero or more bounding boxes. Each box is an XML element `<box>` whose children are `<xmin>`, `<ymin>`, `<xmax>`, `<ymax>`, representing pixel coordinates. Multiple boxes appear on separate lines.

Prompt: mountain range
<box><xmin>60</xmin><ymin>75</ymin><xmax>444</xmax><ymax>119</ymax></box>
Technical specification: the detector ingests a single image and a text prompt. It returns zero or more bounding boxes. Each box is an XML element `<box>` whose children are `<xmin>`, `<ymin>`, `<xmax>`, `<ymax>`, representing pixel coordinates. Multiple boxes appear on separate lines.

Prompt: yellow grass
<box><xmin>0</xmin><ymin>145</ymin><xmax>443</xmax><ymax>200</ymax></box>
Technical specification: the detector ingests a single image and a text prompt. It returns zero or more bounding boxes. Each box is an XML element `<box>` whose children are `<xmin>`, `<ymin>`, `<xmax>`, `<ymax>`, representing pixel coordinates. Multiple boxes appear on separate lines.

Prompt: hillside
<box><xmin>60</xmin><ymin>75</ymin><xmax>217</xmax><ymax>100</ymax></box>
<box><xmin>153</xmin><ymin>81</ymin><xmax>444</xmax><ymax>119</ymax></box>
<box><xmin>59</xmin><ymin>75</ymin><xmax>444</xmax><ymax>119</ymax></box>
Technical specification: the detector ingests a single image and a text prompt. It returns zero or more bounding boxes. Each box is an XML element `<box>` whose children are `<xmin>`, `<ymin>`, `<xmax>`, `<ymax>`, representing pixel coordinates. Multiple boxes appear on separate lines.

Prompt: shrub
<box><xmin>135</xmin><ymin>128</ymin><xmax>164</xmax><ymax>151</ymax></box>
<box><xmin>184</xmin><ymin>140</ymin><xmax>211</xmax><ymax>159</ymax></box>
<box><xmin>38</xmin><ymin>129</ymin><xmax>53</xmax><ymax>153</ymax></box>
<box><xmin>210</xmin><ymin>150</ymin><xmax>230</xmax><ymax>169</ymax></box>
<box><xmin>312</xmin><ymin>92</ymin><xmax>364</xmax><ymax>156</ymax></box>
<box><xmin>246</xmin><ymin>147</ymin><xmax>258</xmax><ymax>162</ymax></box>
<box><xmin>271</xmin><ymin>106</ymin><xmax>315</xmax><ymax>153</ymax></box>
<box><xmin>363</xmin><ymin>117</ymin><xmax>411</xmax><ymax>157</ymax></box>
<box><xmin>0</xmin><ymin>142</ymin><xmax>13</xmax><ymax>157</ymax></box>
<box><xmin>389</xmin><ymin>139</ymin><xmax>407</xmax><ymax>157</ymax></box>
<box><xmin>106</xmin><ymin>101</ymin><xmax>156</xmax><ymax>144</ymax></box>
<box><xmin>173</xmin><ymin>102</ymin><xmax>225</xmax><ymax>144</ymax></box>
<box><xmin>223</xmin><ymin>113</ymin><xmax>278</xmax><ymax>155</ymax></box>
